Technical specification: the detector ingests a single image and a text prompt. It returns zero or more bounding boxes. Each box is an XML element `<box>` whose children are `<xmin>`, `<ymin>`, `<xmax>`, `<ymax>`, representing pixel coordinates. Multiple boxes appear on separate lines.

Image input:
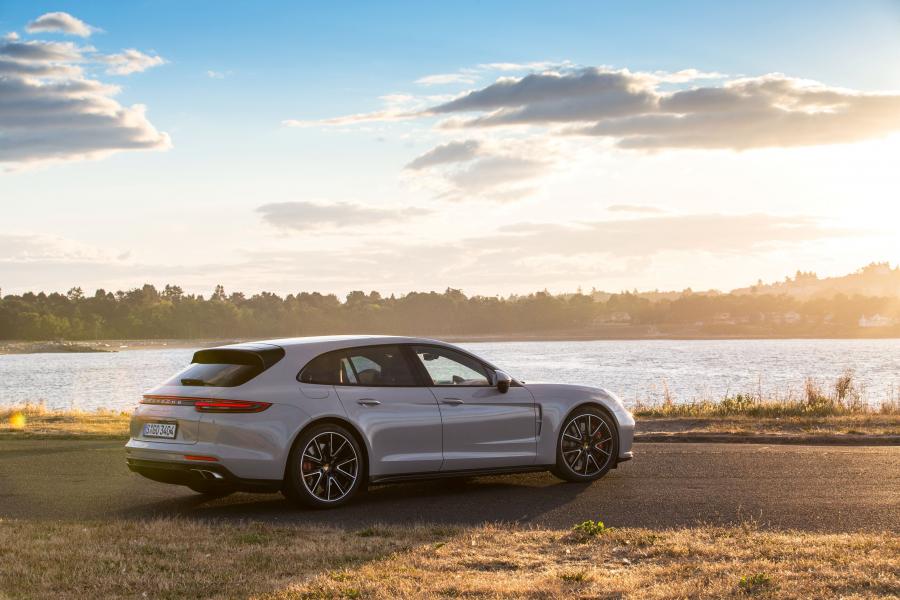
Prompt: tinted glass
<box><xmin>412</xmin><ymin>346</ymin><xmax>490</xmax><ymax>386</ymax></box>
<box><xmin>167</xmin><ymin>362</ymin><xmax>261</xmax><ymax>387</ymax></box>
<box><xmin>344</xmin><ymin>345</ymin><xmax>417</xmax><ymax>386</ymax></box>
<box><xmin>169</xmin><ymin>346</ymin><xmax>285</xmax><ymax>387</ymax></box>
<box><xmin>299</xmin><ymin>350</ymin><xmax>356</xmax><ymax>385</ymax></box>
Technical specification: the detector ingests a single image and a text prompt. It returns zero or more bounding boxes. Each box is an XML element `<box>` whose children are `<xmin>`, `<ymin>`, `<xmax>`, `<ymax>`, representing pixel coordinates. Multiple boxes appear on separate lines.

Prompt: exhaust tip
<box><xmin>191</xmin><ymin>468</ymin><xmax>225</xmax><ymax>481</ymax></box>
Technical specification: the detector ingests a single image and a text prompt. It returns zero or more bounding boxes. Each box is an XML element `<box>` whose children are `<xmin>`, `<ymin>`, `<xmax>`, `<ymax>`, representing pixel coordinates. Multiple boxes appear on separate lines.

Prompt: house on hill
<box><xmin>859</xmin><ymin>314</ymin><xmax>896</xmax><ymax>328</ymax></box>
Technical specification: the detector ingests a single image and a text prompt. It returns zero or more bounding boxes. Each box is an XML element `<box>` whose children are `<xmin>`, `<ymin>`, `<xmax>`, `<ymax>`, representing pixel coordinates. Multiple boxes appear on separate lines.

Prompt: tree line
<box><xmin>0</xmin><ymin>284</ymin><xmax>898</xmax><ymax>340</ymax></box>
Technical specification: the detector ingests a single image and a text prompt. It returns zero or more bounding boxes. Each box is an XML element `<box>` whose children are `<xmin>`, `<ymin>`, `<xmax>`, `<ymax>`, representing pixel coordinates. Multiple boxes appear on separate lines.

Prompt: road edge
<box><xmin>635</xmin><ymin>432</ymin><xmax>900</xmax><ymax>446</ymax></box>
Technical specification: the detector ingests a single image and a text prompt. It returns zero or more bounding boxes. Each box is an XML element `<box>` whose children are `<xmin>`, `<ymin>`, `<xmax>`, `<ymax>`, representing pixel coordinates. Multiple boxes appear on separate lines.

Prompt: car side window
<box><xmin>298</xmin><ymin>350</ymin><xmax>356</xmax><ymax>384</ymax></box>
<box><xmin>412</xmin><ymin>346</ymin><xmax>491</xmax><ymax>386</ymax></box>
<box><xmin>343</xmin><ymin>345</ymin><xmax>417</xmax><ymax>386</ymax></box>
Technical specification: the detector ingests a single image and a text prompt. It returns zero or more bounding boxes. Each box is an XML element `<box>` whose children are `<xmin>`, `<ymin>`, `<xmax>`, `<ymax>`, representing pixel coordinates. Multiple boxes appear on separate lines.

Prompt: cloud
<box><xmin>575</xmin><ymin>75</ymin><xmax>900</xmax><ymax>149</ymax></box>
<box><xmin>0</xmin><ymin>233</ymin><xmax>124</xmax><ymax>262</ymax></box>
<box><xmin>206</xmin><ymin>70</ymin><xmax>228</xmax><ymax>79</ymax></box>
<box><xmin>98</xmin><ymin>49</ymin><xmax>166</xmax><ymax>75</ymax></box>
<box><xmin>0</xmin><ymin>72</ymin><xmax>170</xmax><ymax>166</ymax></box>
<box><xmin>445</xmin><ymin>155</ymin><xmax>548</xmax><ymax>198</ymax></box>
<box><xmin>295</xmin><ymin>63</ymin><xmax>900</xmax><ymax>151</ymax></box>
<box><xmin>283</xmin><ymin>110</ymin><xmax>416</xmax><ymax>128</ymax></box>
<box><xmin>430</xmin><ymin>68</ymin><xmax>657</xmax><ymax>126</ymax></box>
<box><xmin>290</xmin><ymin>61</ymin><xmax>578</xmax><ymax>126</ymax></box>
<box><xmin>424</xmin><ymin>67</ymin><xmax>900</xmax><ymax>150</ymax></box>
<box><xmin>414</xmin><ymin>63</ymin><xmax>576</xmax><ymax>86</ymax></box>
<box><xmin>405</xmin><ymin>140</ymin><xmax>481</xmax><ymax>169</ymax></box>
<box><xmin>257</xmin><ymin>201</ymin><xmax>431</xmax><ymax>231</ymax></box>
<box><xmin>26</xmin><ymin>12</ymin><xmax>98</xmax><ymax>38</ymax></box>
<box><xmin>477</xmin><ymin>213</ymin><xmax>852</xmax><ymax>257</ymax></box>
<box><xmin>415</xmin><ymin>73</ymin><xmax>477</xmax><ymax>86</ymax></box>
<box><xmin>0</xmin><ymin>39</ymin><xmax>84</xmax><ymax>62</ymax></box>
<box><xmin>0</xmin><ymin>57</ymin><xmax>81</xmax><ymax>77</ymax></box>
<box><xmin>403</xmin><ymin>138</ymin><xmax>552</xmax><ymax>201</ymax></box>
<box><xmin>607</xmin><ymin>204</ymin><xmax>664</xmax><ymax>214</ymax></box>
<box><xmin>0</xmin><ymin>211</ymin><xmax>865</xmax><ymax>297</ymax></box>
<box><xmin>239</xmin><ymin>212</ymin><xmax>858</xmax><ymax>293</ymax></box>
<box><xmin>648</xmin><ymin>68</ymin><xmax>726</xmax><ymax>84</ymax></box>
<box><xmin>0</xmin><ymin>21</ymin><xmax>170</xmax><ymax>167</ymax></box>
<box><xmin>476</xmin><ymin>61</ymin><xmax>574</xmax><ymax>72</ymax></box>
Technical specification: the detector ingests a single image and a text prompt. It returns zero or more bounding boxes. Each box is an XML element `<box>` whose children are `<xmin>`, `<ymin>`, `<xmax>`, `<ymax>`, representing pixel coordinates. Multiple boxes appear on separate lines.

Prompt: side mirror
<box><xmin>494</xmin><ymin>370</ymin><xmax>512</xmax><ymax>394</ymax></box>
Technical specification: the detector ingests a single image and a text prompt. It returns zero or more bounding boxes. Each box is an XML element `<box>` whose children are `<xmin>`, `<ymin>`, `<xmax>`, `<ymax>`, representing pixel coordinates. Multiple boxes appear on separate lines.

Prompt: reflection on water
<box><xmin>1</xmin><ymin>339</ymin><xmax>898</xmax><ymax>411</ymax></box>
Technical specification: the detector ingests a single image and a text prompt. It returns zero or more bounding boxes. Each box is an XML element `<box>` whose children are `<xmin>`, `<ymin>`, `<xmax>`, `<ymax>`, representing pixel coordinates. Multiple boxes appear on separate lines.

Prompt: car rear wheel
<box><xmin>552</xmin><ymin>407</ymin><xmax>618</xmax><ymax>482</ymax></box>
<box><xmin>283</xmin><ymin>423</ymin><xmax>364</xmax><ymax>508</ymax></box>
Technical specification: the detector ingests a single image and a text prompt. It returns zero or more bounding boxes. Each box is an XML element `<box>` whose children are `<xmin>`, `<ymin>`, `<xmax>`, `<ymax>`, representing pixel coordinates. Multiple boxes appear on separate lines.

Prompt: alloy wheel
<box><xmin>560</xmin><ymin>413</ymin><xmax>614</xmax><ymax>476</ymax></box>
<box><xmin>300</xmin><ymin>431</ymin><xmax>359</xmax><ymax>502</ymax></box>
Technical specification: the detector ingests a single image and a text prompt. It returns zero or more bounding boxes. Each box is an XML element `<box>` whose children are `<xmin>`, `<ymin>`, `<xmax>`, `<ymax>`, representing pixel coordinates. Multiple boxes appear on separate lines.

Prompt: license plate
<box><xmin>143</xmin><ymin>422</ymin><xmax>177</xmax><ymax>439</ymax></box>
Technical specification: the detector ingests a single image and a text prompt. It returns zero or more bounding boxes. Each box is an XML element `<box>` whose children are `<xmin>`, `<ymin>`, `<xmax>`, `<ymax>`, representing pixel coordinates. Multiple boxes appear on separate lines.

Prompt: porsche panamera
<box><xmin>126</xmin><ymin>335</ymin><xmax>635</xmax><ymax>508</ymax></box>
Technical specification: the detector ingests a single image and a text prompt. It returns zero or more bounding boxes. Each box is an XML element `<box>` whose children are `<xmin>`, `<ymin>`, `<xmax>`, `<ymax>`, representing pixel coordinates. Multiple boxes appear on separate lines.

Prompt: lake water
<box><xmin>1</xmin><ymin>339</ymin><xmax>898</xmax><ymax>412</ymax></box>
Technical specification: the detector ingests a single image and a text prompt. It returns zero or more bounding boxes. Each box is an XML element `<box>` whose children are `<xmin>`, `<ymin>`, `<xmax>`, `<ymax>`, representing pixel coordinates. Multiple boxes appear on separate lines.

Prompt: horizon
<box><xmin>3</xmin><ymin>261</ymin><xmax>897</xmax><ymax>301</ymax></box>
<box><xmin>2</xmin><ymin>1</ymin><xmax>900</xmax><ymax>296</ymax></box>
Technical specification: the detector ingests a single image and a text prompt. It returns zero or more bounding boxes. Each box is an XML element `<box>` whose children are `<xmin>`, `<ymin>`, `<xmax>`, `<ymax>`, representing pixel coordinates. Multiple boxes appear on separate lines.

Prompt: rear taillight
<box><xmin>193</xmin><ymin>399</ymin><xmax>271</xmax><ymax>413</ymax></box>
<box><xmin>141</xmin><ymin>395</ymin><xmax>271</xmax><ymax>413</ymax></box>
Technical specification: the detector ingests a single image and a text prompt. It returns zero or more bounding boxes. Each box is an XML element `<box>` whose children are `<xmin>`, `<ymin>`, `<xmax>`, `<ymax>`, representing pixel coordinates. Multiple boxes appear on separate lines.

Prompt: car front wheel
<box><xmin>283</xmin><ymin>423</ymin><xmax>364</xmax><ymax>508</ymax></box>
<box><xmin>552</xmin><ymin>407</ymin><xmax>618</xmax><ymax>482</ymax></box>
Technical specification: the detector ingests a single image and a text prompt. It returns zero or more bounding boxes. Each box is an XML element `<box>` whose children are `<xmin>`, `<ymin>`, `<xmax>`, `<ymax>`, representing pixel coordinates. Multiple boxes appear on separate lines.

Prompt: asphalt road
<box><xmin>1</xmin><ymin>440</ymin><xmax>897</xmax><ymax>531</ymax></box>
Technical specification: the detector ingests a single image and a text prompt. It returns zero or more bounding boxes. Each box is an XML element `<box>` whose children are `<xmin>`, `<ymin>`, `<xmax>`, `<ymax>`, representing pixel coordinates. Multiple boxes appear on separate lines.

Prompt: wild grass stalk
<box><xmin>634</xmin><ymin>370</ymin><xmax>899</xmax><ymax>417</ymax></box>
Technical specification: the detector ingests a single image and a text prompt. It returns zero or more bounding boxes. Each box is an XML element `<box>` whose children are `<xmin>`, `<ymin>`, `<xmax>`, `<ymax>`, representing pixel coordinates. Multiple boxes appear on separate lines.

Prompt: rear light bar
<box><xmin>194</xmin><ymin>399</ymin><xmax>271</xmax><ymax>413</ymax></box>
<box><xmin>141</xmin><ymin>395</ymin><xmax>271</xmax><ymax>413</ymax></box>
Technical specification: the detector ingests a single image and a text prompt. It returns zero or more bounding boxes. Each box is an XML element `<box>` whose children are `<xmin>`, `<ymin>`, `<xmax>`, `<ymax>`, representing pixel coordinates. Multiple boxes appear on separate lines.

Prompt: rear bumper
<box><xmin>126</xmin><ymin>457</ymin><xmax>281</xmax><ymax>493</ymax></box>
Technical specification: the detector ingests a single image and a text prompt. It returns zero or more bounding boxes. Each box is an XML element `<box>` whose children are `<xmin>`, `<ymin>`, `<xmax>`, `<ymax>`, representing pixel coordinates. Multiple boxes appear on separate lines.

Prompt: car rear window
<box><xmin>167</xmin><ymin>346</ymin><xmax>284</xmax><ymax>387</ymax></box>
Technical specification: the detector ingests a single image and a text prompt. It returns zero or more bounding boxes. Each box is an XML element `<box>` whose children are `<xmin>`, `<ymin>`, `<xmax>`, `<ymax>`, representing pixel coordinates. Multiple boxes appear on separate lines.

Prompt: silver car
<box><xmin>126</xmin><ymin>335</ymin><xmax>635</xmax><ymax>508</ymax></box>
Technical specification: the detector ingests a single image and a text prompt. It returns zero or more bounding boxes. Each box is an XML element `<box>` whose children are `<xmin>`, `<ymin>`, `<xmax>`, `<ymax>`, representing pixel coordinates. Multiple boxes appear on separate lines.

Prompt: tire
<box><xmin>283</xmin><ymin>423</ymin><xmax>365</xmax><ymax>508</ymax></box>
<box><xmin>551</xmin><ymin>406</ymin><xmax>619</xmax><ymax>483</ymax></box>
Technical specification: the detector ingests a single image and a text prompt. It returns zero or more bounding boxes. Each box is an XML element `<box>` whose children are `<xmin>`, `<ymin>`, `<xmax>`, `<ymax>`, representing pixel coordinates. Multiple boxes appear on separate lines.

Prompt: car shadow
<box><xmin>118</xmin><ymin>471</ymin><xmax>597</xmax><ymax>527</ymax></box>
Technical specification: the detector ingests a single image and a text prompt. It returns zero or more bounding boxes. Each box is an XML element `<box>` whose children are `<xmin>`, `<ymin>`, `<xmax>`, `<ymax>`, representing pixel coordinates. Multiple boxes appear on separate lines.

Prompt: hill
<box><xmin>732</xmin><ymin>262</ymin><xmax>900</xmax><ymax>299</ymax></box>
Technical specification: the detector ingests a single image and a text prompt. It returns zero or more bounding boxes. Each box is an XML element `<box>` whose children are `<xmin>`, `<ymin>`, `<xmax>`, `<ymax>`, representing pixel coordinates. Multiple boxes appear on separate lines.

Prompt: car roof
<box><xmin>213</xmin><ymin>335</ymin><xmax>497</xmax><ymax>369</ymax></box>
<box><xmin>250</xmin><ymin>334</ymin><xmax>447</xmax><ymax>349</ymax></box>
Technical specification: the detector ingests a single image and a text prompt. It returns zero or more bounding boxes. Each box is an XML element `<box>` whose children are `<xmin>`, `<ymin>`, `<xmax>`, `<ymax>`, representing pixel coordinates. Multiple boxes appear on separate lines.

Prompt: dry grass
<box><xmin>3</xmin><ymin>398</ymin><xmax>899</xmax><ymax>440</ymax></box>
<box><xmin>635</xmin><ymin>370</ymin><xmax>900</xmax><ymax>420</ymax></box>
<box><xmin>0</xmin><ymin>404</ymin><xmax>130</xmax><ymax>439</ymax></box>
<box><xmin>637</xmin><ymin>414</ymin><xmax>900</xmax><ymax>436</ymax></box>
<box><xmin>0</xmin><ymin>519</ymin><xmax>896</xmax><ymax>599</ymax></box>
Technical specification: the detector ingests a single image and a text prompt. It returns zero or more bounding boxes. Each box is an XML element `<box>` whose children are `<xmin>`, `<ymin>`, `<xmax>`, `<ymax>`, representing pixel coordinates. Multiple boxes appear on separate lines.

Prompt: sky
<box><xmin>1</xmin><ymin>1</ymin><xmax>900</xmax><ymax>297</ymax></box>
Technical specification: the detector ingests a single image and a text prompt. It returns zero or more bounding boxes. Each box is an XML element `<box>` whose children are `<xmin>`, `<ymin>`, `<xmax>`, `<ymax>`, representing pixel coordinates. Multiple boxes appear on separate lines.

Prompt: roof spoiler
<box><xmin>191</xmin><ymin>345</ymin><xmax>285</xmax><ymax>370</ymax></box>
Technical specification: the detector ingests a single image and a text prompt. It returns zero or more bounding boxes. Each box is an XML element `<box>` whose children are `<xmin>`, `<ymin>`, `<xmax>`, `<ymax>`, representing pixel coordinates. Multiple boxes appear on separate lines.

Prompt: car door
<box><xmin>410</xmin><ymin>344</ymin><xmax>537</xmax><ymax>471</ymax></box>
<box><xmin>332</xmin><ymin>345</ymin><xmax>443</xmax><ymax>477</ymax></box>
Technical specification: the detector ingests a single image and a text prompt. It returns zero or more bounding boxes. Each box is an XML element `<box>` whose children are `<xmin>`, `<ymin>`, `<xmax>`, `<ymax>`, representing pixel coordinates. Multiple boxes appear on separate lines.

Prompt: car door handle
<box><xmin>357</xmin><ymin>398</ymin><xmax>381</xmax><ymax>406</ymax></box>
<box><xmin>441</xmin><ymin>398</ymin><xmax>464</xmax><ymax>406</ymax></box>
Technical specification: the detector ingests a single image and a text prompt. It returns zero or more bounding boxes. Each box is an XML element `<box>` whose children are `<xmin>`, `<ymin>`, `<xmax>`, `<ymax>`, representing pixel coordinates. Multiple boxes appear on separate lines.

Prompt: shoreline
<box><xmin>3</xmin><ymin>409</ymin><xmax>896</xmax><ymax>442</ymax></box>
<box><xmin>3</xmin><ymin>332</ymin><xmax>900</xmax><ymax>354</ymax></box>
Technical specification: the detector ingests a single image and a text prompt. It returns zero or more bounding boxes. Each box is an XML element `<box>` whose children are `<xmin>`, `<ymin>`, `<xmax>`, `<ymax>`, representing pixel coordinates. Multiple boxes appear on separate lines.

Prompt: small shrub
<box><xmin>355</xmin><ymin>527</ymin><xmax>381</xmax><ymax>538</ymax></box>
<box><xmin>803</xmin><ymin>377</ymin><xmax>831</xmax><ymax>411</ymax></box>
<box><xmin>738</xmin><ymin>573</ymin><xmax>772</xmax><ymax>593</ymax></box>
<box><xmin>720</xmin><ymin>393</ymin><xmax>757</xmax><ymax>415</ymax></box>
<box><xmin>572</xmin><ymin>519</ymin><xmax>609</xmax><ymax>538</ymax></box>
<box><xmin>559</xmin><ymin>570</ymin><xmax>591</xmax><ymax>582</ymax></box>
